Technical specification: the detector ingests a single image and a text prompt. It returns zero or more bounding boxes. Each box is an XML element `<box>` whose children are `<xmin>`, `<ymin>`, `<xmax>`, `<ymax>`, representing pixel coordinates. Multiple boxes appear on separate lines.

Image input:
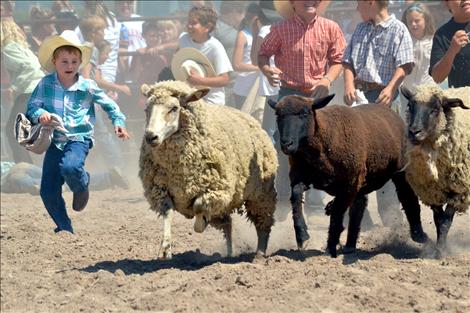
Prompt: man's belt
<box><xmin>280</xmin><ymin>81</ymin><xmax>314</xmax><ymax>94</ymax></box>
<box><xmin>354</xmin><ymin>80</ymin><xmax>384</xmax><ymax>92</ymax></box>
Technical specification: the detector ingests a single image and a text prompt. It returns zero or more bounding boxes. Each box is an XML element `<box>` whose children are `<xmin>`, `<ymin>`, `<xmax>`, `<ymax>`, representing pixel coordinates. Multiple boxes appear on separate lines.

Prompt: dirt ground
<box><xmin>1</xmin><ymin>181</ymin><xmax>469</xmax><ymax>313</ymax></box>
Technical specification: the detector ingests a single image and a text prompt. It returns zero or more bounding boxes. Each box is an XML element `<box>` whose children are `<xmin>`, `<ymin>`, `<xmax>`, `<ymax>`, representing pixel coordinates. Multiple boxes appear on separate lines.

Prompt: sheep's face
<box><xmin>141</xmin><ymin>84</ymin><xmax>210</xmax><ymax>146</ymax></box>
<box><xmin>401</xmin><ymin>86</ymin><xmax>468</xmax><ymax>145</ymax></box>
<box><xmin>268</xmin><ymin>94</ymin><xmax>334</xmax><ymax>154</ymax></box>
<box><xmin>143</xmin><ymin>94</ymin><xmax>181</xmax><ymax>146</ymax></box>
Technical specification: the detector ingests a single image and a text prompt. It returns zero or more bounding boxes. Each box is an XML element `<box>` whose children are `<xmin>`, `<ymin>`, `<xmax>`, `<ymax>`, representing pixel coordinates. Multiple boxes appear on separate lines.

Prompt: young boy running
<box><xmin>27</xmin><ymin>30</ymin><xmax>130</xmax><ymax>234</ymax></box>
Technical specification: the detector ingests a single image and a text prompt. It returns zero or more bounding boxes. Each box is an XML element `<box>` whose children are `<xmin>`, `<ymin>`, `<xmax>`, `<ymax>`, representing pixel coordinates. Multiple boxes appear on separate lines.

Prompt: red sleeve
<box><xmin>327</xmin><ymin>22</ymin><xmax>346</xmax><ymax>66</ymax></box>
<box><xmin>259</xmin><ymin>24</ymin><xmax>282</xmax><ymax>59</ymax></box>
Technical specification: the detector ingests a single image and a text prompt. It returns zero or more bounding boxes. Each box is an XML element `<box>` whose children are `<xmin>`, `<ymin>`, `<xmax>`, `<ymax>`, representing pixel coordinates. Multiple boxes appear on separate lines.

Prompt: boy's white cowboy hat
<box><xmin>273</xmin><ymin>0</ymin><xmax>331</xmax><ymax>19</ymax></box>
<box><xmin>171</xmin><ymin>47</ymin><xmax>216</xmax><ymax>83</ymax></box>
<box><xmin>38</xmin><ymin>30</ymin><xmax>92</xmax><ymax>73</ymax></box>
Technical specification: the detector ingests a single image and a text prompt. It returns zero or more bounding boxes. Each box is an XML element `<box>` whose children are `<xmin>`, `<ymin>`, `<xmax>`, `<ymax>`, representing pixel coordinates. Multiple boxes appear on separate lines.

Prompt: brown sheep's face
<box><xmin>401</xmin><ymin>86</ymin><xmax>468</xmax><ymax>145</ymax></box>
<box><xmin>268</xmin><ymin>94</ymin><xmax>334</xmax><ymax>155</ymax></box>
<box><xmin>140</xmin><ymin>84</ymin><xmax>210</xmax><ymax>146</ymax></box>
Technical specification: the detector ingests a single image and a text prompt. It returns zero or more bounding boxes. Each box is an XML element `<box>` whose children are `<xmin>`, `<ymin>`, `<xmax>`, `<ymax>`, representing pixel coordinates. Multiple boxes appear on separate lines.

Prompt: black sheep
<box><xmin>269</xmin><ymin>94</ymin><xmax>428</xmax><ymax>257</ymax></box>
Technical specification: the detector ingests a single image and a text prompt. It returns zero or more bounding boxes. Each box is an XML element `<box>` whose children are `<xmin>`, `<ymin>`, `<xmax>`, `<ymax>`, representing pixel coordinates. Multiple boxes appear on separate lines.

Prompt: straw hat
<box><xmin>38</xmin><ymin>30</ymin><xmax>92</xmax><ymax>73</ymax></box>
<box><xmin>273</xmin><ymin>0</ymin><xmax>330</xmax><ymax>19</ymax></box>
<box><xmin>171</xmin><ymin>47</ymin><xmax>216</xmax><ymax>84</ymax></box>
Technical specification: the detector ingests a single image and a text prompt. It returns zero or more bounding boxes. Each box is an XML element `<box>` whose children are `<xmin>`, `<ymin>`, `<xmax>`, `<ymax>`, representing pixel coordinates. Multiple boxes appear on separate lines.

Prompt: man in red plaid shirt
<box><xmin>258</xmin><ymin>0</ymin><xmax>346</xmax><ymax>101</ymax></box>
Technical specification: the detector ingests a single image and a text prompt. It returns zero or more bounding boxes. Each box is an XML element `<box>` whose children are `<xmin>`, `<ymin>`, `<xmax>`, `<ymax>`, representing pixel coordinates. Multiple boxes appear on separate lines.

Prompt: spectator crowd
<box><xmin>1</xmin><ymin>0</ymin><xmax>468</xmax><ymax>216</ymax></box>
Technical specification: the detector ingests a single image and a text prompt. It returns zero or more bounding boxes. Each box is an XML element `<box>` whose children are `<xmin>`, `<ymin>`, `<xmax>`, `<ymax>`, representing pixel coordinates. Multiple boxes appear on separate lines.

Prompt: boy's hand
<box><xmin>311</xmin><ymin>78</ymin><xmax>331</xmax><ymax>100</ymax></box>
<box><xmin>449</xmin><ymin>30</ymin><xmax>469</xmax><ymax>55</ymax></box>
<box><xmin>187</xmin><ymin>68</ymin><xmax>204</xmax><ymax>86</ymax></box>
<box><xmin>115</xmin><ymin>126</ymin><xmax>130</xmax><ymax>140</ymax></box>
<box><xmin>343</xmin><ymin>84</ymin><xmax>356</xmax><ymax>106</ymax></box>
<box><xmin>376</xmin><ymin>86</ymin><xmax>394</xmax><ymax>107</ymax></box>
<box><xmin>39</xmin><ymin>112</ymin><xmax>52</xmax><ymax>125</ymax></box>
<box><xmin>261</xmin><ymin>66</ymin><xmax>282</xmax><ymax>87</ymax></box>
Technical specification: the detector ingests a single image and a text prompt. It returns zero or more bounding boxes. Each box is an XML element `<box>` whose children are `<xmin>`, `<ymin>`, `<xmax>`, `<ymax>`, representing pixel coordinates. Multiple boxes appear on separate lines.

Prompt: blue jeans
<box><xmin>40</xmin><ymin>140</ymin><xmax>91</xmax><ymax>233</ymax></box>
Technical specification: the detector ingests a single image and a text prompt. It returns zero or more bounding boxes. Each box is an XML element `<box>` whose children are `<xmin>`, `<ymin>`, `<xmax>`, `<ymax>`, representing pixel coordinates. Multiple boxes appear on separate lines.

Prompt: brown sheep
<box><xmin>269</xmin><ymin>94</ymin><xmax>429</xmax><ymax>257</ymax></box>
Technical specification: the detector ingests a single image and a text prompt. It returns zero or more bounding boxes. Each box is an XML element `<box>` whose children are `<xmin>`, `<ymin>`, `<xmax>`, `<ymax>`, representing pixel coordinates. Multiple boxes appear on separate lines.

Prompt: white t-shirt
<box><xmin>233</xmin><ymin>29</ymin><xmax>259</xmax><ymax>97</ymax></box>
<box><xmin>258</xmin><ymin>25</ymin><xmax>279</xmax><ymax>97</ymax></box>
<box><xmin>179</xmin><ymin>33</ymin><xmax>233</xmax><ymax>105</ymax></box>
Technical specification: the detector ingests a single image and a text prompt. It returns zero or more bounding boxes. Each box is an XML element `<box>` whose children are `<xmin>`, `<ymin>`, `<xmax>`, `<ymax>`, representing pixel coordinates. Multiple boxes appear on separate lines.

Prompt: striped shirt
<box><xmin>259</xmin><ymin>14</ymin><xmax>346</xmax><ymax>90</ymax></box>
<box><xmin>343</xmin><ymin>14</ymin><xmax>414</xmax><ymax>86</ymax></box>
<box><xmin>27</xmin><ymin>72</ymin><xmax>126</xmax><ymax>150</ymax></box>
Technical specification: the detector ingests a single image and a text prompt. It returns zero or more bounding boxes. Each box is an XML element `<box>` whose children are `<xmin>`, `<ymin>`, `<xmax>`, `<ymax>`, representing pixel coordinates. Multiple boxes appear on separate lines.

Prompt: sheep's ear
<box><xmin>141</xmin><ymin>84</ymin><xmax>151</xmax><ymax>97</ymax></box>
<box><xmin>442</xmin><ymin>97</ymin><xmax>469</xmax><ymax>110</ymax></box>
<box><xmin>267</xmin><ymin>99</ymin><xmax>277</xmax><ymax>110</ymax></box>
<box><xmin>400</xmin><ymin>86</ymin><xmax>414</xmax><ymax>101</ymax></box>
<box><xmin>184</xmin><ymin>88</ymin><xmax>210</xmax><ymax>104</ymax></box>
<box><xmin>312</xmin><ymin>94</ymin><xmax>334</xmax><ymax>110</ymax></box>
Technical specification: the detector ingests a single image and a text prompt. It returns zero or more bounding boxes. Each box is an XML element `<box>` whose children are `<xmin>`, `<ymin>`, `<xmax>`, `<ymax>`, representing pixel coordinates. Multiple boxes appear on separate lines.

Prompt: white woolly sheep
<box><xmin>139</xmin><ymin>80</ymin><xmax>278</xmax><ymax>260</ymax></box>
<box><xmin>401</xmin><ymin>85</ymin><xmax>470</xmax><ymax>253</ymax></box>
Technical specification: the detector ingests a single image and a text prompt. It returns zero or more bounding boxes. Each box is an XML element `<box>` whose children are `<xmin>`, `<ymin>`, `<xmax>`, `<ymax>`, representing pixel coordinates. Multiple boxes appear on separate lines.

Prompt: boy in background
<box><xmin>178</xmin><ymin>5</ymin><xmax>233</xmax><ymax>105</ymax></box>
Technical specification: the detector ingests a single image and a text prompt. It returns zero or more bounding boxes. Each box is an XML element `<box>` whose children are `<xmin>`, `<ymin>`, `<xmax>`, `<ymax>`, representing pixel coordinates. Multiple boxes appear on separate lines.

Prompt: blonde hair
<box><xmin>0</xmin><ymin>19</ymin><xmax>28</xmax><ymax>49</ymax></box>
<box><xmin>79</xmin><ymin>15</ymin><xmax>106</xmax><ymax>41</ymax></box>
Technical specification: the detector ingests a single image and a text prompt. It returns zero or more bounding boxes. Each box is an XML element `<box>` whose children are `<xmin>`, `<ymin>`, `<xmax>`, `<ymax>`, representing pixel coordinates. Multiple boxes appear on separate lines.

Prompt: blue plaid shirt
<box><xmin>343</xmin><ymin>14</ymin><xmax>414</xmax><ymax>85</ymax></box>
<box><xmin>27</xmin><ymin>72</ymin><xmax>126</xmax><ymax>150</ymax></box>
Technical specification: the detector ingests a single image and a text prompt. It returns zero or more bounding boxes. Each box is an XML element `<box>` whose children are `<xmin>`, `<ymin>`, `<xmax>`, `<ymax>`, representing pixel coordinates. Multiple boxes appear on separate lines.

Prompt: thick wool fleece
<box><xmin>139</xmin><ymin>81</ymin><xmax>278</xmax><ymax>229</ymax></box>
<box><xmin>405</xmin><ymin>86</ymin><xmax>470</xmax><ymax>212</ymax></box>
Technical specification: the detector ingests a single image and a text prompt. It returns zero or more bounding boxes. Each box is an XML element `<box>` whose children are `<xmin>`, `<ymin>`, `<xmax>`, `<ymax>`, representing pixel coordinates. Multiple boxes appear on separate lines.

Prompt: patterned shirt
<box><xmin>343</xmin><ymin>14</ymin><xmax>414</xmax><ymax>85</ymax></box>
<box><xmin>27</xmin><ymin>72</ymin><xmax>126</xmax><ymax>150</ymax></box>
<box><xmin>259</xmin><ymin>14</ymin><xmax>346</xmax><ymax>90</ymax></box>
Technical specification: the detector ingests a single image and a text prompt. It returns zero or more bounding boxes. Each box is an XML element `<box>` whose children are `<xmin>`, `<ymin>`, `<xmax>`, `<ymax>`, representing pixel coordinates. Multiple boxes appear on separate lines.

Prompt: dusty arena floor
<box><xmin>1</xmin><ymin>184</ymin><xmax>469</xmax><ymax>313</ymax></box>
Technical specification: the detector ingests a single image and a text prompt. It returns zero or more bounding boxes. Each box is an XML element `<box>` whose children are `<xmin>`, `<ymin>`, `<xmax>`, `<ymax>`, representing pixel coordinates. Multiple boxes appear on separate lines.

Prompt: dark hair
<box><xmin>52</xmin><ymin>45</ymin><xmax>82</xmax><ymax>60</ymax></box>
<box><xmin>239</xmin><ymin>3</ymin><xmax>271</xmax><ymax>31</ymax></box>
<box><xmin>401</xmin><ymin>2</ymin><xmax>436</xmax><ymax>37</ymax></box>
<box><xmin>142</xmin><ymin>21</ymin><xmax>159</xmax><ymax>36</ymax></box>
<box><xmin>30</xmin><ymin>6</ymin><xmax>55</xmax><ymax>28</ymax></box>
<box><xmin>188</xmin><ymin>5</ymin><xmax>218</xmax><ymax>33</ymax></box>
<box><xmin>55</xmin><ymin>11</ymin><xmax>79</xmax><ymax>33</ymax></box>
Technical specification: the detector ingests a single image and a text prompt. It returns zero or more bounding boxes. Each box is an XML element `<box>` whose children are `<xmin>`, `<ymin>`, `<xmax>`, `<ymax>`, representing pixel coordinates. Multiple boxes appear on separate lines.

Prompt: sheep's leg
<box><xmin>291</xmin><ymin>182</ymin><xmax>309</xmax><ymax>250</ymax></box>
<box><xmin>326</xmin><ymin>196</ymin><xmax>350</xmax><ymax>258</ymax></box>
<box><xmin>344</xmin><ymin>194</ymin><xmax>368</xmax><ymax>253</ymax></box>
<box><xmin>158</xmin><ymin>207</ymin><xmax>174</xmax><ymax>260</ymax></box>
<box><xmin>245</xmin><ymin>203</ymin><xmax>274</xmax><ymax>258</ymax></box>
<box><xmin>432</xmin><ymin>204</ymin><xmax>456</xmax><ymax>253</ymax></box>
<box><xmin>392</xmin><ymin>172</ymin><xmax>428</xmax><ymax>243</ymax></box>
<box><xmin>210</xmin><ymin>215</ymin><xmax>233</xmax><ymax>257</ymax></box>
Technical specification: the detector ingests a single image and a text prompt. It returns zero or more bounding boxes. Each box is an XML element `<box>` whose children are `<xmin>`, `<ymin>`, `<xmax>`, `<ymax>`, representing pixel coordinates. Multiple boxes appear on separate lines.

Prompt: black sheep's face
<box><xmin>268</xmin><ymin>94</ymin><xmax>334</xmax><ymax>155</ymax></box>
<box><xmin>406</xmin><ymin>96</ymin><xmax>441</xmax><ymax>145</ymax></box>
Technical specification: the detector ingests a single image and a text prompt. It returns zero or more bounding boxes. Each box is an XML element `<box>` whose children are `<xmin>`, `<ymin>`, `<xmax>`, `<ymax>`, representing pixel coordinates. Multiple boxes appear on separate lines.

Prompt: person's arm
<box><xmin>187</xmin><ymin>71</ymin><xmax>230</xmax><ymax>87</ymax></box>
<box><xmin>343</xmin><ymin>62</ymin><xmax>356</xmax><ymax>106</ymax></box>
<box><xmin>90</xmin><ymin>80</ymin><xmax>130</xmax><ymax>139</ymax></box>
<box><xmin>94</xmin><ymin>68</ymin><xmax>132</xmax><ymax>96</ymax></box>
<box><xmin>431</xmin><ymin>30</ymin><xmax>469</xmax><ymax>83</ymax></box>
<box><xmin>311</xmin><ymin>63</ymin><xmax>342</xmax><ymax>100</ymax></box>
<box><xmin>146</xmin><ymin>40</ymin><xmax>179</xmax><ymax>56</ymax></box>
<box><xmin>376</xmin><ymin>63</ymin><xmax>411</xmax><ymax>107</ymax></box>
<box><xmin>81</xmin><ymin>63</ymin><xmax>92</xmax><ymax>79</ymax></box>
<box><xmin>232</xmin><ymin>31</ymin><xmax>258</xmax><ymax>72</ymax></box>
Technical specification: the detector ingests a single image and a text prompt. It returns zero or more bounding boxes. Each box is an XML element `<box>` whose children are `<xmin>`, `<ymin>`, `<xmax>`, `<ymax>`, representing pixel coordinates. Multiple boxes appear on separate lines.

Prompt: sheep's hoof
<box><xmin>326</xmin><ymin>245</ymin><xmax>338</xmax><ymax>258</ymax></box>
<box><xmin>297</xmin><ymin>238</ymin><xmax>310</xmax><ymax>251</ymax></box>
<box><xmin>411</xmin><ymin>229</ymin><xmax>429</xmax><ymax>244</ymax></box>
<box><xmin>253</xmin><ymin>251</ymin><xmax>266</xmax><ymax>263</ymax></box>
<box><xmin>341</xmin><ymin>245</ymin><xmax>356</xmax><ymax>254</ymax></box>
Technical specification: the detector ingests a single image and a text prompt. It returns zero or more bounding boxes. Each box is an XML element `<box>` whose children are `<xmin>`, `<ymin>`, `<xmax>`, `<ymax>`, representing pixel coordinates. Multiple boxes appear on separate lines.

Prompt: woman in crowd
<box><xmin>1</xmin><ymin>19</ymin><xmax>44</xmax><ymax>164</ymax></box>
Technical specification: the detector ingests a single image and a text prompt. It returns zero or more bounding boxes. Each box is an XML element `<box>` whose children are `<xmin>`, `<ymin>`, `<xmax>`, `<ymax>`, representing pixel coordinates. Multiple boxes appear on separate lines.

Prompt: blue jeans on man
<box><xmin>40</xmin><ymin>139</ymin><xmax>91</xmax><ymax>233</ymax></box>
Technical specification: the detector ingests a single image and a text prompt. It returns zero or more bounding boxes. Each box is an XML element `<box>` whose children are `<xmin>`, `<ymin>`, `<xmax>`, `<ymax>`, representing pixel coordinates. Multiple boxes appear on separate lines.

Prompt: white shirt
<box><xmin>403</xmin><ymin>35</ymin><xmax>436</xmax><ymax>90</ymax></box>
<box><xmin>179</xmin><ymin>33</ymin><xmax>233</xmax><ymax>105</ymax></box>
<box><xmin>257</xmin><ymin>25</ymin><xmax>279</xmax><ymax>97</ymax></box>
<box><xmin>233</xmin><ymin>29</ymin><xmax>259</xmax><ymax>97</ymax></box>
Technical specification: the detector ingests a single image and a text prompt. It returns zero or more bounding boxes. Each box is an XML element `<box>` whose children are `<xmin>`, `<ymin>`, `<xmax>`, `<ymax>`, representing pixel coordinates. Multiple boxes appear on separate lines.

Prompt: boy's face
<box><xmin>356</xmin><ymin>0</ymin><xmax>373</xmax><ymax>21</ymax></box>
<box><xmin>187</xmin><ymin>15</ymin><xmax>210</xmax><ymax>43</ymax></box>
<box><xmin>98</xmin><ymin>48</ymin><xmax>110</xmax><ymax>65</ymax></box>
<box><xmin>445</xmin><ymin>0</ymin><xmax>470</xmax><ymax>19</ymax></box>
<box><xmin>143</xmin><ymin>30</ymin><xmax>159</xmax><ymax>48</ymax></box>
<box><xmin>115</xmin><ymin>1</ymin><xmax>133</xmax><ymax>18</ymax></box>
<box><xmin>52</xmin><ymin>49</ymin><xmax>81</xmax><ymax>79</ymax></box>
<box><xmin>91</xmin><ymin>27</ymin><xmax>105</xmax><ymax>44</ymax></box>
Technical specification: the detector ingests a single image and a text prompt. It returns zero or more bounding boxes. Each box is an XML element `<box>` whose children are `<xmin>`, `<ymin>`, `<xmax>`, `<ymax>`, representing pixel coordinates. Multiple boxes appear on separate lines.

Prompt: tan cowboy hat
<box><xmin>171</xmin><ymin>47</ymin><xmax>216</xmax><ymax>83</ymax></box>
<box><xmin>273</xmin><ymin>0</ymin><xmax>331</xmax><ymax>19</ymax></box>
<box><xmin>38</xmin><ymin>30</ymin><xmax>92</xmax><ymax>73</ymax></box>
